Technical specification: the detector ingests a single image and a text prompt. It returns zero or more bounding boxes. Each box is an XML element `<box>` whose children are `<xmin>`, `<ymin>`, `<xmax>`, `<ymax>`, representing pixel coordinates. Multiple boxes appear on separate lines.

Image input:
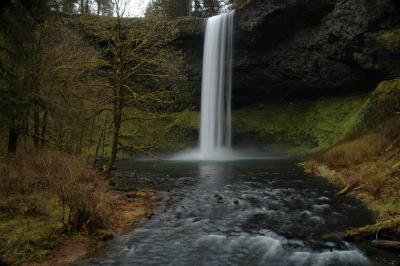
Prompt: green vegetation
<box><xmin>305</xmin><ymin>125</ymin><xmax>400</xmax><ymax>218</ymax></box>
<box><xmin>376</xmin><ymin>27</ymin><xmax>400</xmax><ymax>52</ymax></box>
<box><xmin>233</xmin><ymin>96</ymin><xmax>367</xmax><ymax>153</ymax></box>
<box><xmin>118</xmin><ymin>110</ymin><xmax>199</xmax><ymax>154</ymax></box>
<box><xmin>0</xmin><ymin>151</ymin><xmax>113</xmax><ymax>264</ymax></box>
<box><xmin>344</xmin><ymin>78</ymin><xmax>400</xmax><ymax>136</ymax></box>
<box><xmin>0</xmin><ymin>1</ymin><xmax>189</xmax><ymax>172</ymax></box>
<box><xmin>304</xmin><ymin>78</ymin><xmax>400</xmax><ymax>240</ymax></box>
<box><xmin>0</xmin><ymin>217</ymin><xmax>64</xmax><ymax>264</ymax></box>
<box><xmin>118</xmin><ymin>95</ymin><xmax>368</xmax><ymax>154</ymax></box>
<box><xmin>1</xmin><ymin>0</ymin><xmax>400</xmax><ymax>262</ymax></box>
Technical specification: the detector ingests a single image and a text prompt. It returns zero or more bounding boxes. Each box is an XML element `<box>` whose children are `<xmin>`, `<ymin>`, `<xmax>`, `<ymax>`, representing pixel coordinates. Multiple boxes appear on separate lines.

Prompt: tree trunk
<box><xmin>76</xmin><ymin>122</ymin><xmax>85</xmax><ymax>154</ymax></box>
<box><xmin>40</xmin><ymin>109</ymin><xmax>48</xmax><ymax>145</ymax></box>
<box><xmin>93</xmin><ymin>119</ymin><xmax>107</xmax><ymax>166</ymax></box>
<box><xmin>85</xmin><ymin>0</ymin><xmax>90</xmax><ymax>13</ymax></box>
<box><xmin>33</xmin><ymin>106</ymin><xmax>40</xmax><ymax>148</ymax></box>
<box><xmin>101</xmin><ymin>125</ymin><xmax>106</xmax><ymax>157</ymax></box>
<box><xmin>80</xmin><ymin>0</ymin><xmax>85</xmax><ymax>13</ymax></box>
<box><xmin>88</xmin><ymin>116</ymin><xmax>96</xmax><ymax>152</ymax></box>
<box><xmin>97</xmin><ymin>0</ymin><xmax>101</xmax><ymax>15</ymax></box>
<box><xmin>7</xmin><ymin>127</ymin><xmax>19</xmax><ymax>154</ymax></box>
<box><xmin>106</xmin><ymin>101</ymin><xmax>122</xmax><ymax>176</ymax></box>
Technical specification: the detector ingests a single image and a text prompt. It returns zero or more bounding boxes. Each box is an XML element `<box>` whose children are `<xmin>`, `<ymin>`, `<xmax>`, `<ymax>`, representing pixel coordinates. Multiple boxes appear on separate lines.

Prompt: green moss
<box><xmin>233</xmin><ymin>95</ymin><xmax>367</xmax><ymax>153</ymax></box>
<box><xmin>118</xmin><ymin>95</ymin><xmax>370</xmax><ymax>154</ymax></box>
<box><xmin>376</xmin><ymin>27</ymin><xmax>400</xmax><ymax>52</ymax></box>
<box><xmin>347</xmin><ymin>78</ymin><xmax>400</xmax><ymax>135</ymax></box>
<box><xmin>0</xmin><ymin>216</ymin><xmax>64</xmax><ymax>264</ymax></box>
<box><xmin>116</xmin><ymin>79</ymin><xmax>400</xmax><ymax>155</ymax></box>
<box><xmin>233</xmin><ymin>0</ymin><xmax>253</xmax><ymax>8</ymax></box>
<box><xmin>0</xmin><ymin>194</ymin><xmax>67</xmax><ymax>264</ymax></box>
<box><xmin>117</xmin><ymin>109</ymin><xmax>199</xmax><ymax>153</ymax></box>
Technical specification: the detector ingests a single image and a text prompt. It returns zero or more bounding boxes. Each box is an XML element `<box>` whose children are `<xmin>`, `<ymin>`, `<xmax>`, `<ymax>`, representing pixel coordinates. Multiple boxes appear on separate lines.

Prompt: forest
<box><xmin>0</xmin><ymin>0</ymin><xmax>400</xmax><ymax>265</ymax></box>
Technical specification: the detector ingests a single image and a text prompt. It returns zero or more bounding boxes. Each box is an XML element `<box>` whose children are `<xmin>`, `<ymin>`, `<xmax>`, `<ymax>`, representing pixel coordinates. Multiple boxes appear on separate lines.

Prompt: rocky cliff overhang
<box><xmin>233</xmin><ymin>0</ymin><xmax>400</xmax><ymax>104</ymax></box>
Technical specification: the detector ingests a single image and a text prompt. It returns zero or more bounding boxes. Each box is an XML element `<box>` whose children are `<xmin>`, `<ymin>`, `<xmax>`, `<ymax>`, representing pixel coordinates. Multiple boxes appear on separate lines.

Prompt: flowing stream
<box><xmin>77</xmin><ymin>159</ymin><xmax>399</xmax><ymax>266</ymax></box>
<box><xmin>77</xmin><ymin>11</ymin><xmax>400</xmax><ymax>266</ymax></box>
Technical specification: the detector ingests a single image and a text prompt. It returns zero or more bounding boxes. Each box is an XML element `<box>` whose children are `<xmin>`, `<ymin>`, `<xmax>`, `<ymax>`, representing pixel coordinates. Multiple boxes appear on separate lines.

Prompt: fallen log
<box><xmin>336</xmin><ymin>184</ymin><xmax>355</xmax><ymax>196</ymax></box>
<box><xmin>345</xmin><ymin>216</ymin><xmax>400</xmax><ymax>240</ymax></box>
<box><xmin>370</xmin><ymin>240</ymin><xmax>400</xmax><ymax>250</ymax></box>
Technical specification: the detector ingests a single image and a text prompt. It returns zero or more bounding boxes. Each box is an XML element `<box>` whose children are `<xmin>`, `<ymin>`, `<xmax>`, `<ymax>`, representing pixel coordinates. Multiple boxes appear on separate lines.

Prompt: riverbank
<box><xmin>0</xmin><ymin>151</ymin><xmax>159</xmax><ymax>265</ymax></box>
<box><xmin>32</xmin><ymin>189</ymin><xmax>159</xmax><ymax>266</ymax></box>
<box><xmin>302</xmin><ymin>122</ymin><xmax>400</xmax><ymax>243</ymax></box>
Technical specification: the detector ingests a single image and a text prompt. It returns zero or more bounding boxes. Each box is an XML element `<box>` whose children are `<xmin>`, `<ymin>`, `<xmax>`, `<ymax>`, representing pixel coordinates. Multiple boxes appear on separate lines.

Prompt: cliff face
<box><xmin>233</xmin><ymin>0</ymin><xmax>400</xmax><ymax>104</ymax></box>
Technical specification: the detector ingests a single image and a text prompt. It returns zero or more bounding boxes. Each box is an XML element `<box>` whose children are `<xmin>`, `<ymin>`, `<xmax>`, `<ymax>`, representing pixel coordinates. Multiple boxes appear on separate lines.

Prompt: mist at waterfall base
<box><xmin>171</xmin><ymin>11</ymin><xmax>263</xmax><ymax>161</ymax></box>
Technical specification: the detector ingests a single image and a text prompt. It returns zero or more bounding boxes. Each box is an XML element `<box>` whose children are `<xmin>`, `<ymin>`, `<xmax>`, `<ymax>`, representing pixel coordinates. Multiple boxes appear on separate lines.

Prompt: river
<box><xmin>77</xmin><ymin>158</ymin><xmax>399</xmax><ymax>266</ymax></box>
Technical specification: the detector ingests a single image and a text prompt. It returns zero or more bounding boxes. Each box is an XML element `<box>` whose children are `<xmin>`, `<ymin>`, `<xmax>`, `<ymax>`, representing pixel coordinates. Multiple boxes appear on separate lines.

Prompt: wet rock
<box><xmin>287</xmin><ymin>242</ymin><xmax>303</xmax><ymax>249</ymax></box>
<box><xmin>214</xmin><ymin>194</ymin><xmax>223</xmax><ymax>201</ymax></box>
<box><xmin>233</xmin><ymin>199</ymin><xmax>239</xmax><ymax>205</ymax></box>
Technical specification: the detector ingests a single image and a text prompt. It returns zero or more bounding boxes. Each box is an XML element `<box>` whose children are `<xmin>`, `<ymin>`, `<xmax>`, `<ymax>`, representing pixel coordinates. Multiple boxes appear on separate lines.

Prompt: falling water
<box><xmin>199</xmin><ymin>11</ymin><xmax>234</xmax><ymax>158</ymax></box>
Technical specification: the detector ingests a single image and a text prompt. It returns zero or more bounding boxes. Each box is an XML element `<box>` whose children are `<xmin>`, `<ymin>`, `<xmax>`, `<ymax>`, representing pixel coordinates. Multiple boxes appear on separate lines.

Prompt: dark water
<box><xmin>78</xmin><ymin>159</ymin><xmax>399</xmax><ymax>266</ymax></box>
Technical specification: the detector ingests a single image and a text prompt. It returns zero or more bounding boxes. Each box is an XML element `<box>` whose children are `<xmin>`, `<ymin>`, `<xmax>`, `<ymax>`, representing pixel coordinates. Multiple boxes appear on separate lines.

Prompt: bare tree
<box><xmin>97</xmin><ymin>0</ymin><xmax>185</xmax><ymax>175</ymax></box>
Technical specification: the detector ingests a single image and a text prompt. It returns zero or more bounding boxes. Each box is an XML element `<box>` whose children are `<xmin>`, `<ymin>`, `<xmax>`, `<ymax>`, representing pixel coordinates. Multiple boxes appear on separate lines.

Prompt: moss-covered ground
<box><xmin>233</xmin><ymin>95</ymin><xmax>367</xmax><ymax>153</ymax></box>
<box><xmin>121</xmin><ymin>94</ymin><xmax>367</xmax><ymax>155</ymax></box>
<box><xmin>0</xmin><ymin>152</ymin><xmax>158</xmax><ymax>265</ymax></box>
<box><xmin>303</xmin><ymin>78</ymin><xmax>400</xmax><ymax>240</ymax></box>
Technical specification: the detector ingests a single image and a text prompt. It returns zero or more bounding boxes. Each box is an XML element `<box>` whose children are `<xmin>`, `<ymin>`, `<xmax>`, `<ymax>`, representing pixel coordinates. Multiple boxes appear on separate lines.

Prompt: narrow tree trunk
<box><xmin>40</xmin><ymin>109</ymin><xmax>48</xmax><ymax>145</ymax></box>
<box><xmin>85</xmin><ymin>0</ymin><xmax>90</xmax><ymax>13</ymax></box>
<box><xmin>7</xmin><ymin>127</ymin><xmax>19</xmax><ymax>154</ymax></box>
<box><xmin>76</xmin><ymin>125</ymin><xmax>85</xmax><ymax>154</ymax></box>
<box><xmin>106</xmin><ymin>102</ymin><xmax>122</xmax><ymax>176</ymax></box>
<box><xmin>33</xmin><ymin>106</ymin><xmax>40</xmax><ymax>148</ymax></box>
<box><xmin>88</xmin><ymin>116</ymin><xmax>96</xmax><ymax>152</ymax></box>
<box><xmin>93</xmin><ymin>119</ymin><xmax>107</xmax><ymax>166</ymax></box>
<box><xmin>80</xmin><ymin>0</ymin><xmax>85</xmax><ymax>13</ymax></box>
<box><xmin>101</xmin><ymin>129</ymin><xmax>105</xmax><ymax>157</ymax></box>
<box><xmin>106</xmin><ymin>23</ymin><xmax>125</xmax><ymax>177</ymax></box>
<box><xmin>97</xmin><ymin>0</ymin><xmax>101</xmax><ymax>15</ymax></box>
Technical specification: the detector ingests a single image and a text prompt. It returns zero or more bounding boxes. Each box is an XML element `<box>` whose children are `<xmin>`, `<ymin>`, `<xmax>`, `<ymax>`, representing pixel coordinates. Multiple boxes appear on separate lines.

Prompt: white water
<box><xmin>199</xmin><ymin>11</ymin><xmax>234</xmax><ymax>157</ymax></box>
<box><xmin>171</xmin><ymin>12</ymin><xmax>235</xmax><ymax>161</ymax></box>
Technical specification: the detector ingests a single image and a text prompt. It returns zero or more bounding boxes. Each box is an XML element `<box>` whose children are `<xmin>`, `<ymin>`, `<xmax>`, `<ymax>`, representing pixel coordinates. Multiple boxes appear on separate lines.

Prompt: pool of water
<box><xmin>77</xmin><ymin>159</ymin><xmax>399</xmax><ymax>266</ymax></box>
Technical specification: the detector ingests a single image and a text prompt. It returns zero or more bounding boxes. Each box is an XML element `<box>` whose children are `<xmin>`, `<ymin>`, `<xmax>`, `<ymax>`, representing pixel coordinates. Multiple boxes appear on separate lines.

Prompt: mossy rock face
<box><xmin>349</xmin><ymin>78</ymin><xmax>400</xmax><ymax>135</ymax></box>
<box><xmin>232</xmin><ymin>95</ymin><xmax>368</xmax><ymax>153</ymax></box>
<box><xmin>167</xmin><ymin>111</ymin><xmax>199</xmax><ymax>142</ymax></box>
<box><xmin>376</xmin><ymin>27</ymin><xmax>400</xmax><ymax>53</ymax></box>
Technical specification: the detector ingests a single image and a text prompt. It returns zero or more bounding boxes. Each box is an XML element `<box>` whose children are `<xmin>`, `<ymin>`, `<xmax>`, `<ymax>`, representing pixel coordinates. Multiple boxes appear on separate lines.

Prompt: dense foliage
<box><xmin>0</xmin><ymin>0</ymin><xmax>187</xmax><ymax>170</ymax></box>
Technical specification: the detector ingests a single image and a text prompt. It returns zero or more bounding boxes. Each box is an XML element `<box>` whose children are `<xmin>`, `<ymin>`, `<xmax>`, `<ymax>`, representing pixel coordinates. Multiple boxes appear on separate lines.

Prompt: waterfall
<box><xmin>170</xmin><ymin>11</ymin><xmax>235</xmax><ymax>161</ymax></box>
<box><xmin>199</xmin><ymin>11</ymin><xmax>234</xmax><ymax>158</ymax></box>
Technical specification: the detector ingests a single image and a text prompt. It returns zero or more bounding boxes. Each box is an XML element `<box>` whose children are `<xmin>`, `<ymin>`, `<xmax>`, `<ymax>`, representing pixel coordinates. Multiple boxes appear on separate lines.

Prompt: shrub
<box><xmin>323</xmin><ymin>133</ymin><xmax>389</xmax><ymax>168</ymax></box>
<box><xmin>0</xmin><ymin>150</ymin><xmax>113</xmax><ymax>233</ymax></box>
